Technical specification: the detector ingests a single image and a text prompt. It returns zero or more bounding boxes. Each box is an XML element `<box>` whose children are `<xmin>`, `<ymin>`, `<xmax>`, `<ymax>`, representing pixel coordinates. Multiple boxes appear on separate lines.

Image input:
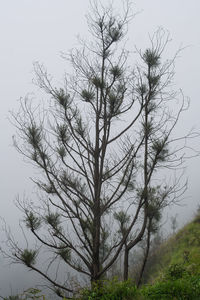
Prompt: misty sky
<box><xmin>0</xmin><ymin>0</ymin><xmax>200</xmax><ymax>297</ymax></box>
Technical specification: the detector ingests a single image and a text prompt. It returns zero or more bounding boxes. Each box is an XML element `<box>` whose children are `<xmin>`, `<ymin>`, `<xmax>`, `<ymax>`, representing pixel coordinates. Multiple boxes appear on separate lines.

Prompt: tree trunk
<box><xmin>137</xmin><ymin>220</ymin><xmax>151</xmax><ymax>287</ymax></box>
<box><xmin>123</xmin><ymin>246</ymin><xmax>129</xmax><ymax>280</ymax></box>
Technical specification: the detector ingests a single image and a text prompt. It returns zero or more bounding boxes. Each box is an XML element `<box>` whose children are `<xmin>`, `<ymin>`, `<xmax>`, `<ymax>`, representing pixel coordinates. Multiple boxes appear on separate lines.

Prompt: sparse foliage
<box><xmin>3</xmin><ymin>0</ymin><xmax>195</xmax><ymax>297</ymax></box>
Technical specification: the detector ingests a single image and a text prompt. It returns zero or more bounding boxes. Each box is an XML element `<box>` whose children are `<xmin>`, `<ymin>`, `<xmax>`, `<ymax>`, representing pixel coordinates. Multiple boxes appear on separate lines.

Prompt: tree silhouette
<box><xmin>3</xmin><ymin>1</ymin><xmax>195</xmax><ymax>297</ymax></box>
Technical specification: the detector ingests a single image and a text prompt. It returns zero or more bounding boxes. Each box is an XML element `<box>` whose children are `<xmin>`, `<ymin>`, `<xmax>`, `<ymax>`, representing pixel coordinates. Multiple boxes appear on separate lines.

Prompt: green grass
<box><xmin>146</xmin><ymin>213</ymin><xmax>200</xmax><ymax>283</ymax></box>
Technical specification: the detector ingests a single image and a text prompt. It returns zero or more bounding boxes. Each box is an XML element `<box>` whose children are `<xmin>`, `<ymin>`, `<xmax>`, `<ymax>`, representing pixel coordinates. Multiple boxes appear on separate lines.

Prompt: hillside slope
<box><xmin>144</xmin><ymin>212</ymin><xmax>200</xmax><ymax>283</ymax></box>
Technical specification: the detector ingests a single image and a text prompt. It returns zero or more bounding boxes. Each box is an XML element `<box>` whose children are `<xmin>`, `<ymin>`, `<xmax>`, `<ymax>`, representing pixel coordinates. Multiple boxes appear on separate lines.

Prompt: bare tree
<box><xmin>3</xmin><ymin>1</ymin><xmax>196</xmax><ymax>297</ymax></box>
<box><xmin>113</xmin><ymin>27</ymin><xmax>193</xmax><ymax>280</ymax></box>
<box><xmin>171</xmin><ymin>214</ymin><xmax>178</xmax><ymax>235</ymax></box>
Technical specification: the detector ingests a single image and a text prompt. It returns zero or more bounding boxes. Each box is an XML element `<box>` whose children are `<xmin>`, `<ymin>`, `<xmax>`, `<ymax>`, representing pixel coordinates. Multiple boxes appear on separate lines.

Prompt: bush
<box><xmin>78</xmin><ymin>279</ymin><xmax>138</xmax><ymax>300</ymax></box>
<box><xmin>165</xmin><ymin>263</ymin><xmax>187</xmax><ymax>280</ymax></box>
<box><xmin>142</xmin><ymin>276</ymin><xmax>200</xmax><ymax>299</ymax></box>
<box><xmin>141</xmin><ymin>264</ymin><xmax>200</xmax><ymax>300</ymax></box>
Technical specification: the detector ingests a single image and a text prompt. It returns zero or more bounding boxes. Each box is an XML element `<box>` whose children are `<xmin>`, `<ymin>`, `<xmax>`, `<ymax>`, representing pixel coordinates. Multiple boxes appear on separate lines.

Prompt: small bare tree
<box><xmin>3</xmin><ymin>1</ymin><xmax>195</xmax><ymax>297</ymax></box>
<box><xmin>171</xmin><ymin>214</ymin><xmax>178</xmax><ymax>235</ymax></box>
<box><xmin>112</xmin><ymin>28</ymin><xmax>192</xmax><ymax>281</ymax></box>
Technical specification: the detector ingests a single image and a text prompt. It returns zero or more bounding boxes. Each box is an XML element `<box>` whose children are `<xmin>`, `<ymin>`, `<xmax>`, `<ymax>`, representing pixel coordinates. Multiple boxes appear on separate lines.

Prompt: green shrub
<box><xmin>141</xmin><ymin>273</ymin><xmax>200</xmax><ymax>300</ymax></box>
<box><xmin>78</xmin><ymin>279</ymin><xmax>138</xmax><ymax>300</ymax></box>
<box><xmin>165</xmin><ymin>263</ymin><xmax>187</xmax><ymax>280</ymax></box>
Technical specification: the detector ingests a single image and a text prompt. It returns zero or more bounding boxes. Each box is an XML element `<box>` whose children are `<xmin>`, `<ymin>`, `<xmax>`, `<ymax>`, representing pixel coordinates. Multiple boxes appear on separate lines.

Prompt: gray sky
<box><xmin>0</xmin><ymin>0</ymin><xmax>200</xmax><ymax>296</ymax></box>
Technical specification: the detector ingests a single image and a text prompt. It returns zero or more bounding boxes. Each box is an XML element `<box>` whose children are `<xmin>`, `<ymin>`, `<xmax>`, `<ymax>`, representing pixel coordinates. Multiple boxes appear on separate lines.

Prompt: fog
<box><xmin>0</xmin><ymin>0</ymin><xmax>200</xmax><ymax>297</ymax></box>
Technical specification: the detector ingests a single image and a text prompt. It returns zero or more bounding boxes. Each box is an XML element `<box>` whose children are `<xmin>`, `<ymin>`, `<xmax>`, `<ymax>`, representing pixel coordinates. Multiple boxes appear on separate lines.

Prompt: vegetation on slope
<box><xmin>143</xmin><ymin>211</ymin><xmax>200</xmax><ymax>284</ymax></box>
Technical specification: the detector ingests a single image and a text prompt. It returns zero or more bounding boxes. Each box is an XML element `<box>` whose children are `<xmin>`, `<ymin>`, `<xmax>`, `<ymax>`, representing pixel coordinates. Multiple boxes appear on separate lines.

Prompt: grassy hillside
<box><xmin>145</xmin><ymin>211</ymin><xmax>200</xmax><ymax>283</ymax></box>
